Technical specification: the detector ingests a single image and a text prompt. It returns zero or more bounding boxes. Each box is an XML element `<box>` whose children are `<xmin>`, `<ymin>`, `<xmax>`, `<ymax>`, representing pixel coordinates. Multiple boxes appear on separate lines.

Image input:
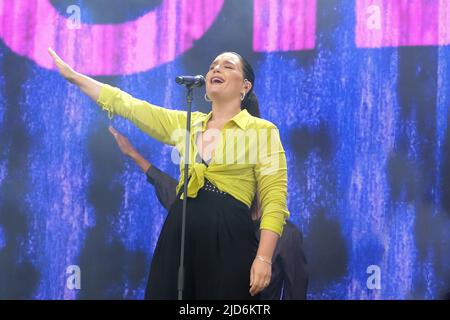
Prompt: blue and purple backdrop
<box><xmin>0</xmin><ymin>0</ymin><xmax>449</xmax><ymax>299</ymax></box>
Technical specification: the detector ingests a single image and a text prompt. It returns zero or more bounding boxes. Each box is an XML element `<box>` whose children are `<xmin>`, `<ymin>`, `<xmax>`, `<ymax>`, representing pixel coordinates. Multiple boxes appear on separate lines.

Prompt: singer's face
<box><xmin>205</xmin><ymin>53</ymin><xmax>245</xmax><ymax>102</ymax></box>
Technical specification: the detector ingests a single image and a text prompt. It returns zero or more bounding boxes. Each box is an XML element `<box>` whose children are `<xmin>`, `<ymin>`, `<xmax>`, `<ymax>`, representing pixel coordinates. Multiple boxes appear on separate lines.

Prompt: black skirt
<box><xmin>144</xmin><ymin>180</ymin><xmax>259</xmax><ymax>300</ymax></box>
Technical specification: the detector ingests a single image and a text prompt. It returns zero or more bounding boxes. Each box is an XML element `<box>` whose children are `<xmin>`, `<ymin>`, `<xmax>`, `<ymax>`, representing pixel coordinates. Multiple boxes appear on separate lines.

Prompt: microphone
<box><xmin>175</xmin><ymin>75</ymin><xmax>205</xmax><ymax>87</ymax></box>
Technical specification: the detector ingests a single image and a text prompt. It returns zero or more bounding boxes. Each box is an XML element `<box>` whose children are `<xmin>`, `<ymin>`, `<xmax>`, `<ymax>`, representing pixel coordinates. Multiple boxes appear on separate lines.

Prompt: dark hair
<box><xmin>224</xmin><ymin>52</ymin><xmax>260</xmax><ymax>118</ymax></box>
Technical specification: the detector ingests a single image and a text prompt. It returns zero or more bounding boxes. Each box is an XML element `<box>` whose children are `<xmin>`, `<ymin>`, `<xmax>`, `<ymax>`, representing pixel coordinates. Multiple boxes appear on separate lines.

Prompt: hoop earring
<box><xmin>204</xmin><ymin>93</ymin><xmax>212</xmax><ymax>102</ymax></box>
<box><xmin>240</xmin><ymin>92</ymin><xmax>246</xmax><ymax>101</ymax></box>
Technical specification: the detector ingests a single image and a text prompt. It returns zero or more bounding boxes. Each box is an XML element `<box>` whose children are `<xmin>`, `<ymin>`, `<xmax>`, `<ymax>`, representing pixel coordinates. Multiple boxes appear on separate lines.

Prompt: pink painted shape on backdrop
<box><xmin>355</xmin><ymin>0</ymin><xmax>450</xmax><ymax>48</ymax></box>
<box><xmin>253</xmin><ymin>0</ymin><xmax>316</xmax><ymax>52</ymax></box>
<box><xmin>0</xmin><ymin>0</ymin><xmax>224</xmax><ymax>75</ymax></box>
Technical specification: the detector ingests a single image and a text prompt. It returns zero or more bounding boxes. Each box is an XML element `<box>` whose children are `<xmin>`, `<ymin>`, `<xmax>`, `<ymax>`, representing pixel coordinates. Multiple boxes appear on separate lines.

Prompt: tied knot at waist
<box><xmin>184</xmin><ymin>162</ymin><xmax>207</xmax><ymax>198</ymax></box>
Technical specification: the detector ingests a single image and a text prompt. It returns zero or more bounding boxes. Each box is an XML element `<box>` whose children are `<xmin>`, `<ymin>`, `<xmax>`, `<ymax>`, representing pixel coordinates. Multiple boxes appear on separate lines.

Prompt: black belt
<box><xmin>203</xmin><ymin>179</ymin><xmax>226</xmax><ymax>195</ymax></box>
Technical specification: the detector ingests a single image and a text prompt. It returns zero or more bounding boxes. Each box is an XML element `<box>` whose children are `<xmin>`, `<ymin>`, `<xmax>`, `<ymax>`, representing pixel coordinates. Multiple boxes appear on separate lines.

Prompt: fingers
<box><xmin>249</xmin><ymin>274</ymin><xmax>266</xmax><ymax>296</ymax></box>
<box><xmin>47</xmin><ymin>47</ymin><xmax>56</xmax><ymax>58</ymax></box>
<box><xmin>108</xmin><ymin>126</ymin><xmax>119</xmax><ymax>141</ymax></box>
<box><xmin>108</xmin><ymin>126</ymin><xmax>118</xmax><ymax>136</ymax></box>
<box><xmin>250</xmin><ymin>277</ymin><xmax>270</xmax><ymax>296</ymax></box>
<box><xmin>109</xmin><ymin>126</ymin><xmax>125</xmax><ymax>139</ymax></box>
<box><xmin>249</xmin><ymin>261</ymin><xmax>271</xmax><ymax>296</ymax></box>
<box><xmin>249</xmin><ymin>283</ymin><xmax>258</xmax><ymax>296</ymax></box>
<box><xmin>48</xmin><ymin>47</ymin><xmax>70</xmax><ymax>76</ymax></box>
<box><xmin>48</xmin><ymin>47</ymin><xmax>62</xmax><ymax>62</ymax></box>
<box><xmin>108</xmin><ymin>127</ymin><xmax>134</xmax><ymax>156</ymax></box>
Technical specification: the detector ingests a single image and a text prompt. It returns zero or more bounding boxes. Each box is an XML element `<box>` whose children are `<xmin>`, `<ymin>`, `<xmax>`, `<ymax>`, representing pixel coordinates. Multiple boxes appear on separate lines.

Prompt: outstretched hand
<box><xmin>109</xmin><ymin>126</ymin><xmax>151</xmax><ymax>172</ymax></box>
<box><xmin>48</xmin><ymin>47</ymin><xmax>77</xmax><ymax>82</ymax></box>
<box><xmin>109</xmin><ymin>126</ymin><xmax>138</xmax><ymax>158</ymax></box>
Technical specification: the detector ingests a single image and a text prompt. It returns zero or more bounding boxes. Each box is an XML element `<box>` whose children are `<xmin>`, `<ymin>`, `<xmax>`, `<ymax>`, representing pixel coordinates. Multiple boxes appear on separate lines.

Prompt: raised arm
<box><xmin>109</xmin><ymin>126</ymin><xmax>178</xmax><ymax>210</ymax></box>
<box><xmin>48</xmin><ymin>48</ymin><xmax>190</xmax><ymax>146</ymax></box>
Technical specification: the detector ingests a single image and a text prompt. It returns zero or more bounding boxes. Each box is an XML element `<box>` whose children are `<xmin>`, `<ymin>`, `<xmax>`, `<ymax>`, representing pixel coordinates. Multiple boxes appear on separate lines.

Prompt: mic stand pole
<box><xmin>178</xmin><ymin>84</ymin><xmax>194</xmax><ymax>300</ymax></box>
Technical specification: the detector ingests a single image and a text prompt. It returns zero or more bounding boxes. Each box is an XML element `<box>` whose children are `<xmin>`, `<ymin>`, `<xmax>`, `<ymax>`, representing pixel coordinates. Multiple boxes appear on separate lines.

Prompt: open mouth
<box><xmin>211</xmin><ymin>77</ymin><xmax>225</xmax><ymax>85</ymax></box>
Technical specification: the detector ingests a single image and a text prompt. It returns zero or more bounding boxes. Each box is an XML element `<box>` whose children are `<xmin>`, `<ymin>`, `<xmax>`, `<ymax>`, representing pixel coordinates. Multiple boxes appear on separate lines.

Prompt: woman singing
<box><xmin>48</xmin><ymin>48</ymin><xmax>290</xmax><ymax>300</ymax></box>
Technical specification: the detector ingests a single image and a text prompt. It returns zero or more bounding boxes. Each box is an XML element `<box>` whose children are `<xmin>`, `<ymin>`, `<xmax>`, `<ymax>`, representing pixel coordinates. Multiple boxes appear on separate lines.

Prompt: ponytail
<box><xmin>241</xmin><ymin>91</ymin><xmax>260</xmax><ymax>118</ymax></box>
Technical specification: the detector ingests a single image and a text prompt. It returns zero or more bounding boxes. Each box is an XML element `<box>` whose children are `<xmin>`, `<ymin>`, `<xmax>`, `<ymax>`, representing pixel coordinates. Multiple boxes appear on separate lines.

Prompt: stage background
<box><xmin>0</xmin><ymin>0</ymin><xmax>449</xmax><ymax>299</ymax></box>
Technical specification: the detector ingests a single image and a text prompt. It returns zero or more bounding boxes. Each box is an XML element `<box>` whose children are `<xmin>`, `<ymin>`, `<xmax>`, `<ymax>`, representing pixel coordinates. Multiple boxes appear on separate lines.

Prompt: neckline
<box><xmin>195</xmin><ymin>151</ymin><xmax>211</xmax><ymax>166</ymax></box>
<box><xmin>194</xmin><ymin>128</ymin><xmax>217</xmax><ymax>166</ymax></box>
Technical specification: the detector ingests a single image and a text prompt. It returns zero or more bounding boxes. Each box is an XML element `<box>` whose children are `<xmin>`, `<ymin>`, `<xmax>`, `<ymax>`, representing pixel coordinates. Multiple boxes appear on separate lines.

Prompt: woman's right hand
<box><xmin>48</xmin><ymin>47</ymin><xmax>77</xmax><ymax>82</ymax></box>
<box><xmin>48</xmin><ymin>47</ymin><xmax>102</xmax><ymax>101</ymax></box>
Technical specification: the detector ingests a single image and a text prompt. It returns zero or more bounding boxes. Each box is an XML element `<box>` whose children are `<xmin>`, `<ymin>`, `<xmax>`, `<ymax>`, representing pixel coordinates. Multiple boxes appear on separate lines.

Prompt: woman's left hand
<box><xmin>249</xmin><ymin>257</ymin><xmax>272</xmax><ymax>296</ymax></box>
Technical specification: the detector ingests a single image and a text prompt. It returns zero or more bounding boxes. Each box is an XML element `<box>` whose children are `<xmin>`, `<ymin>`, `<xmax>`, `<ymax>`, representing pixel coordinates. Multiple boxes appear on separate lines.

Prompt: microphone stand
<box><xmin>177</xmin><ymin>84</ymin><xmax>194</xmax><ymax>300</ymax></box>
